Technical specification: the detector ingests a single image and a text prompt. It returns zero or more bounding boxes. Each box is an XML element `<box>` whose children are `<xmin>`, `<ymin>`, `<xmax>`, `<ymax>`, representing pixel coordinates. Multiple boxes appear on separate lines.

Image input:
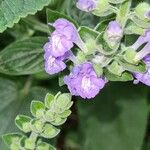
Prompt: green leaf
<box><xmin>125</xmin><ymin>21</ymin><xmax>145</xmax><ymax>35</ymax></box>
<box><xmin>46</xmin><ymin>9</ymin><xmax>78</xmax><ymax>31</ymax></box>
<box><xmin>30</xmin><ymin>101</ymin><xmax>45</xmax><ymax>118</ymax></box>
<box><xmin>37</xmin><ymin>141</ymin><xmax>56</xmax><ymax>150</ymax></box>
<box><xmin>41</xmin><ymin>124</ymin><xmax>60</xmax><ymax>139</ymax></box>
<box><xmin>54</xmin><ymin>93</ymin><xmax>73</xmax><ymax>113</ymax></box>
<box><xmin>0</xmin><ymin>0</ymin><xmax>51</xmax><ymax>33</ymax></box>
<box><xmin>116</xmin><ymin>0</ymin><xmax>132</xmax><ymax>28</ymax></box>
<box><xmin>15</xmin><ymin>115</ymin><xmax>32</xmax><ymax>133</ymax></box>
<box><xmin>131</xmin><ymin>16</ymin><xmax>150</xmax><ymax>29</ymax></box>
<box><xmin>44</xmin><ymin>93</ymin><xmax>55</xmax><ymax>109</ymax></box>
<box><xmin>104</xmin><ymin>69</ymin><xmax>133</xmax><ymax>81</ymax></box>
<box><xmin>0</xmin><ymin>37</ymin><xmax>47</xmax><ymax>75</ymax></box>
<box><xmin>119</xmin><ymin>60</ymin><xmax>147</xmax><ymax>73</ymax></box>
<box><xmin>0</xmin><ymin>86</ymin><xmax>49</xmax><ymax>149</ymax></box>
<box><xmin>78</xmin><ymin>26</ymin><xmax>99</xmax><ymax>54</ymax></box>
<box><xmin>77</xmin><ymin>83</ymin><xmax>149</xmax><ymax>150</ymax></box>
<box><xmin>2</xmin><ymin>133</ymin><xmax>22</xmax><ymax>149</ymax></box>
<box><xmin>30</xmin><ymin>119</ymin><xmax>44</xmax><ymax>133</ymax></box>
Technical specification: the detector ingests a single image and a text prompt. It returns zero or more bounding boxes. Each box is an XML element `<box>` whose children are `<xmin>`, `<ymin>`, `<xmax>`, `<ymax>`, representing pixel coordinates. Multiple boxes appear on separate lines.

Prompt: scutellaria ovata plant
<box><xmin>3</xmin><ymin>92</ymin><xmax>73</xmax><ymax>150</ymax></box>
<box><xmin>2</xmin><ymin>0</ymin><xmax>150</xmax><ymax>149</ymax></box>
<box><xmin>44</xmin><ymin>0</ymin><xmax>150</xmax><ymax>99</ymax></box>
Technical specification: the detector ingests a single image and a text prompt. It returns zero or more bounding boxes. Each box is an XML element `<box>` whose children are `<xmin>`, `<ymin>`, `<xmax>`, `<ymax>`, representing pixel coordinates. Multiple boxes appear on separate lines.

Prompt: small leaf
<box><xmin>125</xmin><ymin>21</ymin><xmax>145</xmax><ymax>35</ymax></box>
<box><xmin>59</xmin><ymin>110</ymin><xmax>72</xmax><ymax>118</ymax></box>
<box><xmin>51</xmin><ymin>117</ymin><xmax>67</xmax><ymax>126</ymax></box>
<box><xmin>131</xmin><ymin>16</ymin><xmax>150</xmax><ymax>29</ymax></box>
<box><xmin>104</xmin><ymin>69</ymin><xmax>133</xmax><ymax>81</ymax></box>
<box><xmin>2</xmin><ymin>133</ymin><xmax>22</xmax><ymax>147</ymax></box>
<box><xmin>107</xmin><ymin>61</ymin><xmax>124</xmax><ymax>76</ymax></box>
<box><xmin>30</xmin><ymin>119</ymin><xmax>44</xmax><ymax>133</ymax></box>
<box><xmin>54</xmin><ymin>93</ymin><xmax>72</xmax><ymax>113</ymax></box>
<box><xmin>92</xmin><ymin>1</ymin><xmax>113</xmax><ymax>17</ymax></box>
<box><xmin>24</xmin><ymin>138</ymin><xmax>36</xmax><ymax>150</ymax></box>
<box><xmin>119</xmin><ymin>60</ymin><xmax>147</xmax><ymax>73</ymax></box>
<box><xmin>116</xmin><ymin>0</ymin><xmax>132</xmax><ymax>28</ymax></box>
<box><xmin>15</xmin><ymin>115</ymin><xmax>31</xmax><ymax>133</ymax></box>
<box><xmin>30</xmin><ymin>101</ymin><xmax>45</xmax><ymax>118</ymax></box>
<box><xmin>40</xmin><ymin>124</ymin><xmax>60</xmax><ymax>139</ymax></box>
<box><xmin>79</xmin><ymin>26</ymin><xmax>99</xmax><ymax>41</ymax></box>
<box><xmin>37</xmin><ymin>141</ymin><xmax>56</xmax><ymax>150</ymax></box>
<box><xmin>45</xmin><ymin>93</ymin><xmax>55</xmax><ymax>109</ymax></box>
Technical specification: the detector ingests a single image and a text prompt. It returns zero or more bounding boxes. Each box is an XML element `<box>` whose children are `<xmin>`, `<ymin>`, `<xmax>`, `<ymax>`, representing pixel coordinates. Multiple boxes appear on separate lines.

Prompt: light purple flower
<box><xmin>44</xmin><ymin>53</ymin><xmax>66</xmax><ymax>75</ymax></box>
<box><xmin>131</xmin><ymin>29</ymin><xmax>150</xmax><ymax>50</ymax></box>
<box><xmin>49</xmin><ymin>31</ymin><xmax>74</xmax><ymax>57</ymax></box>
<box><xmin>47</xmin><ymin>18</ymin><xmax>86</xmax><ymax>57</ymax></box>
<box><xmin>134</xmin><ymin>55</ymin><xmax>150</xmax><ymax>86</ymax></box>
<box><xmin>106</xmin><ymin>21</ymin><xmax>123</xmax><ymax>42</ymax></box>
<box><xmin>76</xmin><ymin>0</ymin><xmax>96</xmax><ymax>12</ymax></box>
<box><xmin>64</xmin><ymin>63</ymin><xmax>106</xmax><ymax>99</ymax></box>
<box><xmin>51</xmin><ymin>19</ymin><xmax>78</xmax><ymax>42</ymax></box>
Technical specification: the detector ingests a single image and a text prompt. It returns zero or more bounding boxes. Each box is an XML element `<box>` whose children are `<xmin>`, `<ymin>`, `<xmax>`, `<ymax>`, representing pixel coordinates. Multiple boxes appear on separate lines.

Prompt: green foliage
<box><xmin>0</xmin><ymin>0</ymin><xmax>52</xmax><ymax>33</ymax></box>
<box><xmin>2</xmin><ymin>92</ymin><xmax>73</xmax><ymax>150</ymax></box>
<box><xmin>77</xmin><ymin>83</ymin><xmax>149</xmax><ymax>150</ymax></box>
<box><xmin>0</xmin><ymin>37</ymin><xmax>47</xmax><ymax>75</ymax></box>
<box><xmin>0</xmin><ymin>0</ymin><xmax>150</xmax><ymax>150</ymax></box>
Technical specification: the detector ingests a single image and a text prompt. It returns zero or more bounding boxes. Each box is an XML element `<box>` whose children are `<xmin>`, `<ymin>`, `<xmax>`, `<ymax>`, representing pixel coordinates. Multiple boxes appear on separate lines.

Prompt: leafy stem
<box><xmin>3</xmin><ymin>92</ymin><xmax>73</xmax><ymax>150</ymax></box>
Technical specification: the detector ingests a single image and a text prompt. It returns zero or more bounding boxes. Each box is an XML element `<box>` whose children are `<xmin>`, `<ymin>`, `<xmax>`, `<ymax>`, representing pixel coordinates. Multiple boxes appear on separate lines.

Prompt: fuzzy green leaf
<box><xmin>15</xmin><ymin>115</ymin><xmax>31</xmax><ymax>133</ymax></box>
<box><xmin>30</xmin><ymin>101</ymin><xmax>45</xmax><ymax>118</ymax></box>
<box><xmin>44</xmin><ymin>93</ymin><xmax>55</xmax><ymax>109</ymax></box>
<box><xmin>40</xmin><ymin>124</ymin><xmax>60</xmax><ymax>139</ymax></box>
<box><xmin>0</xmin><ymin>37</ymin><xmax>47</xmax><ymax>75</ymax></box>
<box><xmin>0</xmin><ymin>0</ymin><xmax>51</xmax><ymax>33</ymax></box>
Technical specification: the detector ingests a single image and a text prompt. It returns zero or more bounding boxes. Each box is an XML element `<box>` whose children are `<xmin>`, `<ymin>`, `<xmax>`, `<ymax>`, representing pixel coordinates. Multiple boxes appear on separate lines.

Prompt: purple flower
<box><xmin>64</xmin><ymin>63</ymin><xmax>106</xmax><ymax>99</ymax></box>
<box><xmin>76</xmin><ymin>0</ymin><xmax>96</xmax><ymax>12</ymax></box>
<box><xmin>44</xmin><ymin>53</ymin><xmax>66</xmax><ymax>75</ymax></box>
<box><xmin>46</xmin><ymin>19</ymin><xmax>78</xmax><ymax>58</ymax></box>
<box><xmin>44</xmin><ymin>42</ymin><xmax>71</xmax><ymax>75</ymax></box>
<box><xmin>131</xmin><ymin>29</ymin><xmax>150</xmax><ymax>50</ymax></box>
<box><xmin>49</xmin><ymin>31</ymin><xmax>74</xmax><ymax>57</ymax></box>
<box><xmin>106</xmin><ymin>21</ymin><xmax>123</xmax><ymax>43</ymax></box>
<box><xmin>46</xmin><ymin>18</ymin><xmax>86</xmax><ymax>57</ymax></box>
<box><xmin>134</xmin><ymin>55</ymin><xmax>150</xmax><ymax>86</ymax></box>
<box><xmin>51</xmin><ymin>19</ymin><xmax>78</xmax><ymax>42</ymax></box>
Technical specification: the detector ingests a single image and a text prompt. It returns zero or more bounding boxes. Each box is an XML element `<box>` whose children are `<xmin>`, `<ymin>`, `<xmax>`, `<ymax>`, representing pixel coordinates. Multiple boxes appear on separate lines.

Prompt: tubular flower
<box><xmin>64</xmin><ymin>63</ymin><xmax>106</xmax><ymax>99</ymax></box>
<box><xmin>131</xmin><ymin>29</ymin><xmax>150</xmax><ymax>50</ymax></box>
<box><xmin>134</xmin><ymin>55</ymin><xmax>150</xmax><ymax>86</ymax></box>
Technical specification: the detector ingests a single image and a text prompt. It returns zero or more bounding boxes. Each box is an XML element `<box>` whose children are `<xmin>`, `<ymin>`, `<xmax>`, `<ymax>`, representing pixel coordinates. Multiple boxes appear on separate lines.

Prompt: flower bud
<box><xmin>104</xmin><ymin>21</ymin><xmax>123</xmax><ymax>48</ymax></box>
<box><xmin>135</xmin><ymin>2</ymin><xmax>150</xmax><ymax>21</ymax></box>
<box><xmin>76</xmin><ymin>0</ymin><xmax>96</xmax><ymax>12</ymax></box>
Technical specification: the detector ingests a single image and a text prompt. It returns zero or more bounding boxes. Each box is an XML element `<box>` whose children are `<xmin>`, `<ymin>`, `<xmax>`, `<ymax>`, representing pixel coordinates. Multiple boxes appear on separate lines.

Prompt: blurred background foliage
<box><xmin>0</xmin><ymin>0</ymin><xmax>150</xmax><ymax>150</ymax></box>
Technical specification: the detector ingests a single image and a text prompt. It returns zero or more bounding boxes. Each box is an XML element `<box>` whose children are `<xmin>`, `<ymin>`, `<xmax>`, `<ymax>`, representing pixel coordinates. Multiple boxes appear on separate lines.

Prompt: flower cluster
<box><xmin>44</xmin><ymin>1</ymin><xmax>150</xmax><ymax>99</ymax></box>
